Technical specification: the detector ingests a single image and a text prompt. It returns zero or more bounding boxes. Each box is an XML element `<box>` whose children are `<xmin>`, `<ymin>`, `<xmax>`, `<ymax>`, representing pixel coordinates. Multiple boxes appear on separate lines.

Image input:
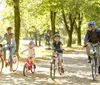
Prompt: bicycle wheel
<box><xmin>0</xmin><ymin>57</ymin><xmax>3</xmax><ymax>73</ymax></box>
<box><xmin>12</xmin><ymin>54</ymin><xmax>19</xmax><ymax>71</ymax></box>
<box><xmin>23</xmin><ymin>63</ymin><xmax>29</xmax><ymax>76</ymax></box>
<box><xmin>58</xmin><ymin>66</ymin><xmax>62</xmax><ymax>75</ymax></box>
<box><xmin>50</xmin><ymin>60</ymin><xmax>56</xmax><ymax>79</ymax></box>
<box><xmin>91</xmin><ymin>56</ymin><xmax>97</xmax><ymax>81</ymax></box>
<box><xmin>31</xmin><ymin>64</ymin><xmax>35</xmax><ymax>74</ymax></box>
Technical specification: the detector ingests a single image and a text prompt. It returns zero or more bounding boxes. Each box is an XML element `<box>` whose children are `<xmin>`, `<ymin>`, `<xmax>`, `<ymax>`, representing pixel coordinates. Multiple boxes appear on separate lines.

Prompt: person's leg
<box><xmin>58</xmin><ymin>53</ymin><xmax>64</xmax><ymax>73</ymax></box>
<box><xmin>86</xmin><ymin>45</ymin><xmax>92</xmax><ymax>63</ymax></box>
<box><xmin>58</xmin><ymin>53</ymin><xmax>63</xmax><ymax>67</ymax></box>
<box><xmin>31</xmin><ymin>58</ymin><xmax>34</xmax><ymax>64</ymax></box>
<box><xmin>3</xmin><ymin>46</ymin><xmax>9</xmax><ymax>63</ymax></box>
<box><xmin>9</xmin><ymin>47</ymin><xmax>16</xmax><ymax>71</ymax></box>
<box><xmin>31</xmin><ymin>57</ymin><xmax>36</xmax><ymax>68</ymax></box>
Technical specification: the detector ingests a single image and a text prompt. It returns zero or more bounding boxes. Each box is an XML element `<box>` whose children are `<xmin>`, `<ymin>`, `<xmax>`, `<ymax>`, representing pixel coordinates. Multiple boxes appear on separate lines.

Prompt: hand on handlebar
<box><xmin>83</xmin><ymin>45</ymin><xmax>87</xmax><ymax>48</ymax></box>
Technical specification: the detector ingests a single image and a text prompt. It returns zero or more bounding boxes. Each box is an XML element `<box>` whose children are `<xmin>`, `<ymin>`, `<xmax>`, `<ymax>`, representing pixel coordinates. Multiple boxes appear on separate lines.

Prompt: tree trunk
<box><xmin>67</xmin><ymin>32</ymin><xmax>72</xmax><ymax>47</ymax></box>
<box><xmin>75</xmin><ymin>12</ymin><xmax>83</xmax><ymax>45</ymax></box>
<box><xmin>50</xmin><ymin>11</ymin><xmax>56</xmax><ymax>39</ymax></box>
<box><xmin>13</xmin><ymin>0</ymin><xmax>20</xmax><ymax>54</ymax></box>
<box><xmin>39</xmin><ymin>34</ymin><xmax>42</xmax><ymax>46</ymax></box>
<box><xmin>77</xmin><ymin>28</ymin><xmax>81</xmax><ymax>45</ymax></box>
<box><xmin>62</xmin><ymin>9</ymin><xmax>75</xmax><ymax>47</ymax></box>
<box><xmin>34</xmin><ymin>31</ymin><xmax>38</xmax><ymax>46</ymax></box>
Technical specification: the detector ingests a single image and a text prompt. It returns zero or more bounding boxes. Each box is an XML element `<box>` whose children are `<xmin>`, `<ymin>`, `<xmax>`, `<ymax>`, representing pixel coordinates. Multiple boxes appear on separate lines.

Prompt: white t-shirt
<box><xmin>28</xmin><ymin>47</ymin><xmax>35</xmax><ymax>58</ymax></box>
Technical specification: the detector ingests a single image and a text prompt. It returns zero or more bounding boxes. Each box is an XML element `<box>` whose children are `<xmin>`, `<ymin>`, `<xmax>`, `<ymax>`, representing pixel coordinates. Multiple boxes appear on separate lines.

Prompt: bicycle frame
<box><xmin>86</xmin><ymin>42</ymin><xmax>100</xmax><ymax>81</ymax></box>
<box><xmin>52</xmin><ymin>52</ymin><xmax>62</xmax><ymax>72</ymax></box>
<box><xmin>25</xmin><ymin>58</ymin><xmax>33</xmax><ymax>70</ymax></box>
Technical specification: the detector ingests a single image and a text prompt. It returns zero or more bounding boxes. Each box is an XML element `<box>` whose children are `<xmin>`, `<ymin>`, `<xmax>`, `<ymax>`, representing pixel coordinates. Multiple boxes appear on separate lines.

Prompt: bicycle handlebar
<box><xmin>86</xmin><ymin>42</ymin><xmax>100</xmax><ymax>47</ymax></box>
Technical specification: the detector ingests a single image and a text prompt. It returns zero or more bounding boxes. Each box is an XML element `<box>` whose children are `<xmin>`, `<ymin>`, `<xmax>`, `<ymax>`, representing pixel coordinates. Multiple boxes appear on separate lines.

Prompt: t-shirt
<box><xmin>53</xmin><ymin>41</ymin><xmax>63</xmax><ymax>53</ymax></box>
<box><xmin>84</xmin><ymin>28</ymin><xmax>100</xmax><ymax>43</ymax></box>
<box><xmin>28</xmin><ymin>47</ymin><xmax>35</xmax><ymax>58</ymax></box>
<box><xmin>4</xmin><ymin>33</ymin><xmax>16</xmax><ymax>47</ymax></box>
<box><xmin>89</xmin><ymin>30</ymin><xmax>100</xmax><ymax>43</ymax></box>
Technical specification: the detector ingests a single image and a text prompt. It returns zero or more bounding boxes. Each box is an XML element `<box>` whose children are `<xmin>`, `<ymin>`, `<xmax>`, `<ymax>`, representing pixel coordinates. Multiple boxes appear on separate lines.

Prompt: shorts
<box><xmin>28</xmin><ymin>55</ymin><xmax>35</xmax><ymax>59</ymax></box>
<box><xmin>58</xmin><ymin>53</ymin><xmax>63</xmax><ymax>62</ymax></box>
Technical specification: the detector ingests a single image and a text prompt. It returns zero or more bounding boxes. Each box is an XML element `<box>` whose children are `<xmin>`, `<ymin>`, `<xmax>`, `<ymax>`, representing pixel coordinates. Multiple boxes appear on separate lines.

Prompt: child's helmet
<box><xmin>54</xmin><ymin>33</ymin><xmax>60</xmax><ymax>38</ymax></box>
<box><xmin>29</xmin><ymin>41</ymin><xmax>34</xmax><ymax>45</ymax></box>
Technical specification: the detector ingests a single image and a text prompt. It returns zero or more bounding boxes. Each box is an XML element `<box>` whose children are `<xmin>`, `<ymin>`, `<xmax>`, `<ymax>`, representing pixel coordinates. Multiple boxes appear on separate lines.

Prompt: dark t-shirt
<box><xmin>53</xmin><ymin>41</ymin><xmax>63</xmax><ymax>53</ymax></box>
<box><xmin>89</xmin><ymin>30</ymin><xmax>100</xmax><ymax>43</ymax></box>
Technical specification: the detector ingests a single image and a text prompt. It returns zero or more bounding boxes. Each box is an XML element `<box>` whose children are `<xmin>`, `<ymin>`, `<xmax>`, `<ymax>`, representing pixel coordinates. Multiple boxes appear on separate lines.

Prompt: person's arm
<box><xmin>0</xmin><ymin>37</ymin><xmax>5</xmax><ymax>43</ymax></box>
<box><xmin>83</xmin><ymin>30</ymin><xmax>89</xmax><ymax>47</ymax></box>
<box><xmin>21</xmin><ymin>48</ymin><xmax>28</xmax><ymax>54</ymax></box>
<box><xmin>60</xmin><ymin>42</ymin><xmax>63</xmax><ymax>51</ymax></box>
<box><xmin>0</xmin><ymin>33</ymin><xmax>6</xmax><ymax>43</ymax></box>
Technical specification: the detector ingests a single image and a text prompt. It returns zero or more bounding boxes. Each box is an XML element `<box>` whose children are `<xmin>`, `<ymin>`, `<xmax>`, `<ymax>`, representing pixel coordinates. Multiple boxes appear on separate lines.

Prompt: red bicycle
<box><xmin>23</xmin><ymin>57</ymin><xmax>36</xmax><ymax>76</ymax></box>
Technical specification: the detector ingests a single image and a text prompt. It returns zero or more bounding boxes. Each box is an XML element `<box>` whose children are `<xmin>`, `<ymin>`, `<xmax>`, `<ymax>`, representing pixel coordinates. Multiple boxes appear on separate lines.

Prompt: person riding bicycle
<box><xmin>0</xmin><ymin>27</ymin><xmax>16</xmax><ymax>71</ymax></box>
<box><xmin>21</xmin><ymin>41</ymin><xmax>36</xmax><ymax>68</ymax></box>
<box><xmin>83</xmin><ymin>21</ymin><xmax>100</xmax><ymax>74</ymax></box>
<box><xmin>52</xmin><ymin>33</ymin><xmax>64</xmax><ymax>73</ymax></box>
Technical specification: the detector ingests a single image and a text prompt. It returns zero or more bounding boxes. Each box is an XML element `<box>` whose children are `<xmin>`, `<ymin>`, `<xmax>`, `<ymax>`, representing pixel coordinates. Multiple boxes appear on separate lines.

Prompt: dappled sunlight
<box><xmin>1</xmin><ymin>49</ymin><xmax>100</xmax><ymax>85</ymax></box>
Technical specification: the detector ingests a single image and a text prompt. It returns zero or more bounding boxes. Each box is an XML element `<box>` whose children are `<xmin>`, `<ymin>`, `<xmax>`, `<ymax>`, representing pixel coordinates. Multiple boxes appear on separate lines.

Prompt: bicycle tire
<box><xmin>50</xmin><ymin>60</ymin><xmax>56</xmax><ymax>79</ymax></box>
<box><xmin>91</xmin><ymin>56</ymin><xmax>97</xmax><ymax>81</ymax></box>
<box><xmin>0</xmin><ymin>57</ymin><xmax>4</xmax><ymax>73</ymax></box>
<box><xmin>23</xmin><ymin>64</ymin><xmax>28</xmax><ymax>76</ymax></box>
<box><xmin>12</xmin><ymin>54</ymin><xmax>19</xmax><ymax>71</ymax></box>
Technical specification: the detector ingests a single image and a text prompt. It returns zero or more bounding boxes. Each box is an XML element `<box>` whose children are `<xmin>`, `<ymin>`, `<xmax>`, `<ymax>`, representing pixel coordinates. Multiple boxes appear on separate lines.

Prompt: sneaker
<box><xmin>61</xmin><ymin>67</ymin><xmax>64</xmax><ymax>73</ymax></box>
<box><xmin>98</xmin><ymin>66</ymin><xmax>100</xmax><ymax>75</ymax></box>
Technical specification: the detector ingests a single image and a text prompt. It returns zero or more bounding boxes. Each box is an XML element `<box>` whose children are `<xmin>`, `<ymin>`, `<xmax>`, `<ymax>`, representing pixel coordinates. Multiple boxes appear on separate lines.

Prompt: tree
<box><xmin>50</xmin><ymin>11</ymin><xmax>56</xmax><ymax>38</ymax></box>
<box><xmin>74</xmin><ymin>12</ymin><xmax>83</xmax><ymax>45</ymax></box>
<box><xmin>62</xmin><ymin>9</ymin><xmax>75</xmax><ymax>47</ymax></box>
<box><xmin>13</xmin><ymin>0</ymin><xmax>20</xmax><ymax>53</ymax></box>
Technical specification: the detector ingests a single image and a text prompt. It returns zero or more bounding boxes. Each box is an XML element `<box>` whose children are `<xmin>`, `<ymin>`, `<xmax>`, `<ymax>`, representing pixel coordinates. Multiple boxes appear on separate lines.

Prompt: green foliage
<box><xmin>1</xmin><ymin>0</ymin><xmax>100</xmax><ymax>45</ymax></box>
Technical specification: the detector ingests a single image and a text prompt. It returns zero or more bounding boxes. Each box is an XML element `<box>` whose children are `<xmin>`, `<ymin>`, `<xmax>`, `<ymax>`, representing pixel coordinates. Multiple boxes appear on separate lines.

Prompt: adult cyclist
<box><xmin>0</xmin><ymin>27</ymin><xmax>16</xmax><ymax>71</ymax></box>
<box><xmin>83</xmin><ymin>21</ymin><xmax>100</xmax><ymax>74</ymax></box>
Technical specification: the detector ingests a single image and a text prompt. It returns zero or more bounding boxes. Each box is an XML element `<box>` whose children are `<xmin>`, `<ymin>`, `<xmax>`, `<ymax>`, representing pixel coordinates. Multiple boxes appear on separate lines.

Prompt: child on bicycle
<box><xmin>52</xmin><ymin>33</ymin><xmax>64</xmax><ymax>73</ymax></box>
<box><xmin>21</xmin><ymin>41</ymin><xmax>36</xmax><ymax>68</ymax></box>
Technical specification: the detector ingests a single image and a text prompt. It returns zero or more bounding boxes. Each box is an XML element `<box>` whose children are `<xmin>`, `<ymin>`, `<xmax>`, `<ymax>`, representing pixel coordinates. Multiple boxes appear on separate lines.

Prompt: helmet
<box><xmin>88</xmin><ymin>21</ymin><xmax>96</xmax><ymax>26</ymax></box>
<box><xmin>29</xmin><ymin>41</ymin><xmax>34</xmax><ymax>45</ymax></box>
<box><xmin>7</xmin><ymin>27</ymin><xmax>13</xmax><ymax>30</ymax></box>
<box><xmin>54</xmin><ymin>33</ymin><xmax>60</xmax><ymax>38</ymax></box>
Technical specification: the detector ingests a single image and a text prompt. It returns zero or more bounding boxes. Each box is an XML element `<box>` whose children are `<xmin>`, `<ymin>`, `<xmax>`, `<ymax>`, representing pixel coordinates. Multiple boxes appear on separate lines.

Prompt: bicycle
<box><xmin>23</xmin><ymin>57</ymin><xmax>36</xmax><ymax>76</ymax></box>
<box><xmin>0</xmin><ymin>44</ymin><xmax>4</xmax><ymax>73</ymax></box>
<box><xmin>3</xmin><ymin>44</ymin><xmax>19</xmax><ymax>71</ymax></box>
<box><xmin>86</xmin><ymin>42</ymin><xmax>100</xmax><ymax>81</ymax></box>
<box><xmin>50</xmin><ymin>51</ymin><xmax>63</xmax><ymax>79</ymax></box>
